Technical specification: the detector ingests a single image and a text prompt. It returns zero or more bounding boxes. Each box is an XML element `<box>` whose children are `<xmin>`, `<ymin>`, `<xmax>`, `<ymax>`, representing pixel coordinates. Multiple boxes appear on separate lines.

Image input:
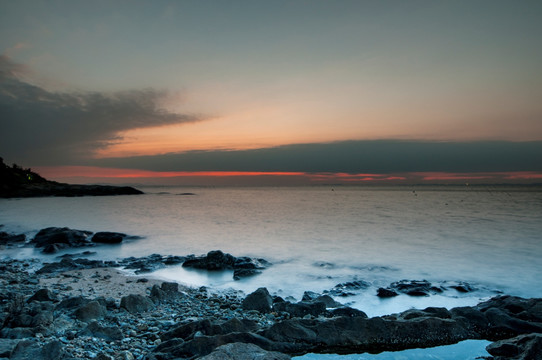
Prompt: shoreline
<box><xmin>1</xmin><ymin>256</ymin><xmax>541</xmax><ymax>359</ymax></box>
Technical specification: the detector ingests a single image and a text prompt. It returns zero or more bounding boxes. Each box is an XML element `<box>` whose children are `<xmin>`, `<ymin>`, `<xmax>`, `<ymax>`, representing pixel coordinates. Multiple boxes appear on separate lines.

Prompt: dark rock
<box><xmin>0</xmin><ymin>327</ymin><xmax>34</xmax><ymax>339</ymax></box>
<box><xmin>328</xmin><ymin>280</ymin><xmax>370</xmax><ymax>297</ymax></box>
<box><xmin>27</xmin><ymin>289</ymin><xmax>56</xmax><ymax>303</ymax></box>
<box><xmin>79</xmin><ymin>321</ymin><xmax>123</xmax><ymax>341</ymax></box>
<box><xmin>161</xmin><ymin>281</ymin><xmax>179</xmax><ymax>293</ymax></box>
<box><xmin>36</xmin><ymin>258</ymin><xmax>117</xmax><ymax>274</ymax></box>
<box><xmin>183</xmin><ymin>250</ymin><xmax>236</xmax><ymax>270</ymax></box>
<box><xmin>10</xmin><ymin>340</ymin><xmax>66</xmax><ymax>360</ymax></box>
<box><xmin>377</xmin><ymin>287</ymin><xmax>399</xmax><ymax>298</ymax></box>
<box><xmin>31</xmin><ymin>310</ymin><xmax>53</xmax><ymax>327</ymax></box>
<box><xmin>390</xmin><ymin>280</ymin><xmax>444</xmax><ymax>296</ymax></box>
<box><xmin>120</xmin><ymin>294</ymin><xmax>155</xmax><ymax>313</ymax></box>
<box><xmin>162</xmin><ymin>318</ymin><xmax>259</xmax><ymax>342</ymax></box>
<box><xmin>242</xmin><ymin>288</ymin><xmax>273</xmax><ymax>313</ymax></box>
<box><xmin>74</xmin><ymin>300</ymin><xmax>107</xmax><ymax>322</ymax></box>
<box><xmin>314</xmin><ymin>295</ymin><xmax>342</xmax><ymax>308</ymax></box>
<box><xmin>198</xmin><ymin>342</ymin><xmax>291</xmax><ymax>360</ymax></box>
<box><xmin>273</xmin><ymin>301</ymin><xmax>327</xmax><ymax>318</ymax></box>
<box><xmin>156</xmin><ymin>332</ymin><xmax>277</xmax><ymax>359</ymax></box>
<box><xmin>183</xmin><ymin>251</ymin><xmax>270</xmax><ymax>280</ymax></box>
<box><xmin>91</xmin><ymin>231</ymin><xmax>127</xmax><ymax>244</ymax></box>
<box><xmin>55</xmin><ymin>296</ymin><xmax>91</xmax><ymax>310</ymax></box>
<box><xmin>330</xmin><ymin>307</ymin><xmax>368</xmax><ymax>318</ymax></box>
<box><xmin>486</xmin><ymin>333</ymin><xmax>542</xmax><ymax>359</ymax></box>
<box><xmin>0</xmin><ymin>232</ymin><xmax>26</xmax><ymax>245</ymax></box>
<box><xmin>302</xmin><ymin>291</ymin><xmax>320</xmax><ymax>302</ymax></box>
<box><xmin>0</xmin><ymin>339</ymin><xmax>19</xmax><ymax>357</ymax></box>
<box><xmin>31</xmin><ymin>227</ymin><xmax>93</xmax><ymax>250</ymax></box>
<box><xmin>119</xmin><ymin>254</ymin><xmax>185</xmax><ymax>274</ymax></box>
<box><xmin>233</xmin><ymin>268</ymin><xmax>262</xmax><ymax>280</ymax></box>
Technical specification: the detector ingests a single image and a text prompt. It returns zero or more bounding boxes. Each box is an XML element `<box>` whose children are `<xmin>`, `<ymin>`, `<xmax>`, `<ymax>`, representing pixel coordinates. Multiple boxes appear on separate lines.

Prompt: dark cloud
<box><xmin>91</xmin><ymin>140</ymin><xmax>542</xmax><ymax>174</ymax></box>
<box><xmin>0</xmin><ymin>55</ymin><xmax>202</xmax><ymax>165</ymax></box>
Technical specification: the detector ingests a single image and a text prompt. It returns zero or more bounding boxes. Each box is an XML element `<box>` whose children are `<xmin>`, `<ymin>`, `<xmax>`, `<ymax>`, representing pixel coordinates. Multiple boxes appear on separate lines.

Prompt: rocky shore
<box><xmin>0</xmin><ymin>254</ymin><xmax>541</xmax><ymax>360</ymax></box>
<box><xmin>1</xmin><ymin>226</ymin><xmax>541</xmax><ymax>359</ymax></box>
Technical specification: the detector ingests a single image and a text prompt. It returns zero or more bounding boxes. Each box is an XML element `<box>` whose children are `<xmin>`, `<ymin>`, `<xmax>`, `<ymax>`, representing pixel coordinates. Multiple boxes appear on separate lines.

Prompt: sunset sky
<box><xmin>1</xmin><ymin>0</ymin><xmax>541</xmax><ymax>185</ymax></box>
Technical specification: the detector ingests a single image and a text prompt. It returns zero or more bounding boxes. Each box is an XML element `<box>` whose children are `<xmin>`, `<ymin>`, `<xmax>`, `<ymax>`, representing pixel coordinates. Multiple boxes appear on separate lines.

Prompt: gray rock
<box><xmin>198</xmin><ymin>342</ymin><xmax>291</xmax><ymax>360</ymax></box>
<box><xmin>0</xmin><ymin>339</ymin><xmax>19</xmax><ymax>358</ymax></box>
<box><xmin>486</xmin><ymin>333</ymin><xmax>542</xmax><ymax>359</ymax></box>
<box><xmin>27</xmin><ymin>289</ymin><xmax>56</xmax><ymax>303</ymax></box>
<box><xmin>10</xmin><ymin>340</ymin><xmax>66</xmax><ymax>360</ymax></box>
<box><xmin>79</xmin><ymin>321</ymin><xmax>123</xmax><ymax>341</ymax></box>
<box><xmin>242</xmin><ymin>288</ymin><xmax>273</xmax><ymax>313</ymax></box>
<box><xmin>91</xmin><ymin>232</ymin><xmax>126</xmax><ymax>244</ymax></box>
<box><xmin>273</xmin><ymin>301</ymin><xmax>327</xmax><ymax>318</ymax></box>
<box><xmin>74</xmin><ymin>300</ymin><xmax>107</xmax><ymax>322</ymax></box>
<box><xmin>31</xmin><ymin>227</ymin><xmax>93</xmax><ymax>252</ymax></box>
<box><xmin>120</xmin><ymin>294</ymin><xmax>155</xmax><ymax>313</ymax></box>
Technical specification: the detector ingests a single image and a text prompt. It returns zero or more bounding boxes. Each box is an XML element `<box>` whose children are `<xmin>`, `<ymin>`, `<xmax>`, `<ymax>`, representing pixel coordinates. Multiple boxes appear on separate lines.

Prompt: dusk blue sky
<box><xmin>1</xmin><ymin>0</ymin><xmax>541</xmax><ymax>184</ymax></box>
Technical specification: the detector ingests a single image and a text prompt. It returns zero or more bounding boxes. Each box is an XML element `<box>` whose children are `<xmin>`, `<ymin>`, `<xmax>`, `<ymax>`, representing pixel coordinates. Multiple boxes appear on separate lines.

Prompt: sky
<box><xmin>1</xmin><ymin>0</ymin><xmax>542</xmax><ymax>185</ymax></box>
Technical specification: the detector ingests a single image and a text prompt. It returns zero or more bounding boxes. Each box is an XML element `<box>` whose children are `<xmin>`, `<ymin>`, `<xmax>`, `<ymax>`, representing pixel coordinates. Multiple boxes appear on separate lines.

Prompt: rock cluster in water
<box><xmin>0</xmin><ymin>255</ymin><xmax>541</xmax><ymax>359</ymax></box>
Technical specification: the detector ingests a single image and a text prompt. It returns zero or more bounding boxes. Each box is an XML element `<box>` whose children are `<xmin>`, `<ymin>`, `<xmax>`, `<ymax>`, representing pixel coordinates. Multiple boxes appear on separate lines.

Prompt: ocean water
<box><xmin>1</xmin><ymin>186</ymin><xmax>542</xmax><ymax>319</ymax></box>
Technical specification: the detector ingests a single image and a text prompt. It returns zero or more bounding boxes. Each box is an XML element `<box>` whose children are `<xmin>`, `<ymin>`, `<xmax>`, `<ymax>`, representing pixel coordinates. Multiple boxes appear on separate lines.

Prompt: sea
<box><xmin>1</xmin><ymin>186</ymin><xmax>541</xmax><ymax>359</ymax></box>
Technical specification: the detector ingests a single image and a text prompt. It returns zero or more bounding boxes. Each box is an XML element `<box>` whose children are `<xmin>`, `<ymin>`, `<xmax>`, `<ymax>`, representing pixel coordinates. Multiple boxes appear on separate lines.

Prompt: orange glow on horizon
<box><xmin>32</xmin><ymin>166</ymin><xmax>542</xmax><ymax>185</ymax></box>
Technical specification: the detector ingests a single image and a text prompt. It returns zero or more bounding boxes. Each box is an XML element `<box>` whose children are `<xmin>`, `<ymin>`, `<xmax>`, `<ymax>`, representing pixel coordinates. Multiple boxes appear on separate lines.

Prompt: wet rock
<box><xmin>486</xmin><ymin>333</ymin><xmax>542</xmax><ymax>359</ymax></box>
<box><xmin>74</xmin><ymin>300</ymin><xmax>107</xmax><ymax>322</ymax></box>
<box><xmin>314</xmin><ymin>295</ymin><xmax>342</xmax><ymax>308</ymax></box>
<box><xmin>36</xmin><ymin>258</ymin><xmax>117</xmax><ymax>274</ymax></box>
<box><xmin>329</xmin><ymin>307</ymin><xmax>368</xmax><ymax>318</ymax></box>
<box><xmin>242</xmin><ymin>288</ymin><xmax>273</xmax><ymax>313</ymax></box>
<box><xmin>119</xmin><ymin>254</ymin><xmax>185</xmax><ymax>274</ymax></box>
<box><xmin>328</xmin><ymin>280</ymin><xmax>370</xmax><ymax>297</ymax></box>
<box><xmin>183</xmin><ymin>250</ymin><xmax>236</xmax><ymax>270</ymax></box>
<box><xmin>31</xmin><ymin>227</ymin><xmax>93</xmax><ymax>253</ymax></box>
<box><xmin>162</xmin><ymin>318</ymin><xmax>259</xmax><ymax>342</ymax></box>
<box><xmin>55</xmin><ymin>296</ymin><xmax>91</xmax><ymax>310</ymax></box>
<box><xmin>198</xmin><ymin>342</ymin><xmax>291</xmax><ymax>360</ymax></box>
<box><xmin>233</xmin><ymin>268</ymin><xmax>262</xmax><ymax>280</ymax></box>
<box><xmin>183</xmin><ymin>250</ymin><xmax>270</xmax><ymax>280</ymax></box>
<box><xmin>91</xmin><ymin>232</ymin><xmax>127</xmax><ymax>244</ymax></box>
<box><xmin>273</xmin><ymin>301</ymin><xmax>327</xmax><ymax>318</ymax></box>
<box><xmin>120</xmin><ymin>294</ymin><xmax>155</xmax><ymax>313</ymax></box>
<box><xmin>0</xmin><ymin>231</ymin><xmax>26</xmax><ymax>245</ymax></box>
<box><xmin>376</xmin><ymin>287</ymin><xmax>399</xmax><ymax>298</ymax></box>
<box><xmin>27</xmin><ymin>289</ymin><xmax>56</xmax><ymax>303</ymax></box>
<box><xmin>390</xmin><ymin>280</ymin><xmax>444</xmax><ymax>296</ymax></box>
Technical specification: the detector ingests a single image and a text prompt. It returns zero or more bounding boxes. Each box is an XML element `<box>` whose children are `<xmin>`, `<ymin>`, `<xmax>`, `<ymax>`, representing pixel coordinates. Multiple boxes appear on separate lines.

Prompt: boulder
<box><xmin>120</xmin><ymin>294</ymin><xmax>155</xmax><ymax>313</ymax></box>
<box><xmin>486</xmin><ymin>333</ymin><xmax>542</xmax><ymax>359</ymax></box>
<box><xmin>242</xmin><ymin>288</ymin><xmax>273</xmax><ymax>313</ymax></box>
<box><xmin>27</xmin><ymin>289</ymin><xmax>56</xmax><ymax>303</ymax></box>
<box><xmin>328</xmin><ymin>280</ymin><xmax>370</xmax><ymax>297</ymax></box>
<box><xmin>31</xmin><ymin>227</ymin><xmax>93</xmax><ymax>252</ymax></box>
<box><xmin>0</xmin><ymin>232</ymin><xmax>26</xmax><ymax>245</ymax></box>
<box><xmin>0</xmin><ymin>339</ymin><xmax>20</xmax><ymax>357</ymax></box>
<box><xmin>377</xmin><ymin>287</ymin><xmax>399</xmax><ymax>298</ymax></box>
<box><xmin>182</xmin><ymin>250</ymin><xmax>270</xmax><ymax>280</ymax></box>
<box><xmin>273</xmin><ymin>301</ymin><xmax>327</xmax><ymax>318</ymax></box>
<box><xmin>91</xmin><ymin>231</ymin><xmax>126</xmax><ymax>244</ymax></box>
<box><xmin>10</xmin><ymin>340</ymin><xmax>66</xmax><ymax>360</ymax></box>
<box><xmin>74</xmin><ymin>301</ymin><xmax>107</xmax><ymax>322</ymax></box>
<box><xmin>79</xmin><ymin>321</ymin><xmax>123</xmax><ymax>341</ymax></box>
<box><xmin>198</xmin><ymin>342</ymin><xmax>291</xmax><ymax>360</ymax></box>
<box><xmin>389</xmin><ymin>280</ymin><xmax>444</xmax><ymax>296</ymax></box>
<box><xmin>183</xmin><ymin>250</ymin><xmax>236</xmax><ymax>270</ymax></box>
<box><xmin>330</xmin><ymin>307</ymin><xmax>368</xmax><ymax>318</ymax></box>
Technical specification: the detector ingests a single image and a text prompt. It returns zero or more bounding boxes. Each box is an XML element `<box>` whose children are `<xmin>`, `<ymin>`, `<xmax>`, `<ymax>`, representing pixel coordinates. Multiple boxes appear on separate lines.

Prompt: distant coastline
<box><xmin>0</xmin><ymin>158</ymin><xmax>143</xmax><ymax>198</ymax></box>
